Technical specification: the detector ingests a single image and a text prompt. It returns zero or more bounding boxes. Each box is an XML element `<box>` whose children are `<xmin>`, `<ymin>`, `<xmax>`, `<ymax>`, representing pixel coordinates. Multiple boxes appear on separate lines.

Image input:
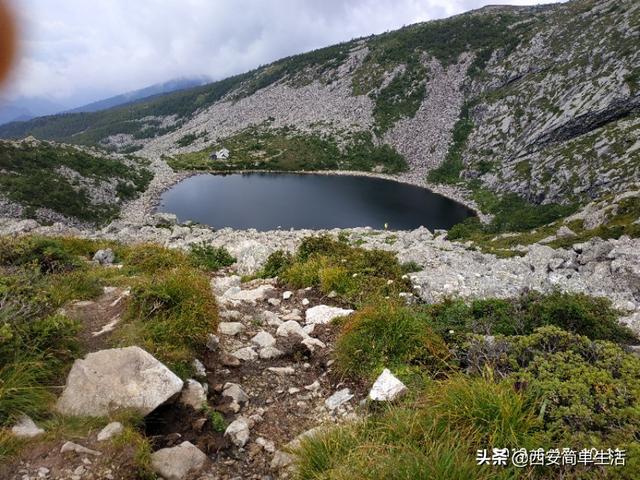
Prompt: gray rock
<box><xmin>251</xmin><ymin>331</ymin><xmax>276</xmax><ymax>348</ymax></box>
<box><xmin>212</xmin><ymin>275</ymin><xmax>241</xmax><ymax>296</ymax></box>
<box><xmin>11</xmin><ymin>415</ymin><xmax>44</xmax><ymax>438</ymax></box>
<box><xmin>259</xmin><ymin>346</ymin><xmax>284</xmax><ymax>359</ymax></box>
<box><xmin>97</xmin><ymin>422</ymin><xmax>124</xmax><ymax>442</ymax></box>
<box><xmin>222</xmin><ymin>383</ymin><xmax>249</xmax><ymax>412</ymax></box>
<box><xmin>151</xmin><ymin>441</ymin><xmax>207</xmax><ymax>480</ymax></box>
<box><xmin>60</xmin><ymin>441</ymin><xmax>102</xmax><ymax>456</ymax></box>
<box><xmin>179</xmin><ymin>380</ymin><xmax>207</xmax><ymax>410</ymax></box>
<box><xmin>206</xmin><ymin>334</ymin><xmax>220</xmax><ymax>351</ymax></box>
<box><xmin>305</xmin><ymin>305</ymin><xmax>353</xmax><ymax>325</ymax></box>
<box><xmin>368</xmin><ymin>369</ymin><xmax>407</xmax><ymax>401</ymax></box>
<box><xmin>93</xmin><ymin>248</ymin><xmax>115</xmax><ymax>265</ymax></box>
<box><xmin>218</xmin><ymin>322</ymin><xmax>245</xmax><ymax>336</ymax></box>
<box><xmin>151</xmin><ymin>212</ymin><xmax>177</xmax><ymax>226</ymax></box>
<box><xmin>556</xmin><ymin>226</ymin><xmax>576</xmax><ymax>238</ymax></box>
<box><xmin>56</xmin><ymin>346</ymin><xmax>183</xmax><ymax>417</ymax></box>
<box><xmin>276</xmin><ymin>320</ymin><xmax>307</xmax><ymax>338</ymax></box>
<box><xmin>225</xmin><ymin>418</ymin><xmax>250</xmax><ymax>447</ymax></box>
<box><xmin>232</xmin><ymin>346</ymin><xmax>258</xmax><ymax>361</ymax></box>
<box><xmin>192</xmin><ymin>358</ymin><xmax>207</xmax><ymax>378</ymax></box>
<box><xmin>325</xmin><ymin>388</ymin><xmax>353</xmax><ymax>410</ymax></box>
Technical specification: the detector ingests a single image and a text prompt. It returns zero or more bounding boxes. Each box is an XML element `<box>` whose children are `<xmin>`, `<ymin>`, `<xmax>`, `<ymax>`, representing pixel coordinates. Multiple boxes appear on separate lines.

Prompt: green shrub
<box><xmin>259</xmin><ymin>250</ymin><xmax>293</xmax><ymax>278</ymax></box>
<box><xmin>508</xmin><ymin>327</ymin><xmax>640</xmax><ymax>449</ymax></box>
<box><xmin>427</xmin><ymin>292</ymin><xmax>637</xmax><ymax>343</ymax></box>
<box><xmin>335</xmin><ymin>303</ymin><xmax>451</xmax><ymax>381</ymax></box>
<box><xmin>188</xmin><ymin>243</ymin><xmax>235</xmax><ymax>271</ymax></box>
<box><xmin>0</xmin><ymin>236</ymin><xmax>81</xmax><ymax>274</ymax></box>
<box><xmin>122</xmin><ymin>267</ymin><xmax>218</xmax><ymax>376</ymax></box>
<box><xmin>520</xmin><ymin>291</ymin><xmax>636</xmax><ymax>343</ymax></box>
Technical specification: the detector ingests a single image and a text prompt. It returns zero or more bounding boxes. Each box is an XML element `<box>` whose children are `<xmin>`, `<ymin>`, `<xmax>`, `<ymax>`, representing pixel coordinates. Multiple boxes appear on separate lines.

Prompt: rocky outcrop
<box><xmin>150</xmin><ymin>441</ymin><xmax>208</xmax><ymax>480</ymax></box>
<box><xmin>56</xmin><ymin>346</ymin><xmax>184</xmax><ymax>417</ymax></box>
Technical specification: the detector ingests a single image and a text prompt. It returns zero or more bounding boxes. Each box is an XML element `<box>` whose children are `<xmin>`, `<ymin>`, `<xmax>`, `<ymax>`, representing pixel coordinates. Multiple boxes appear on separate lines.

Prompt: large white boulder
<box><xmin>56</xmin><ymin>346</ymin><xmax>183</xmax><ymax>417</ymax></box>
<box><xmin>305</xmin><ymin>305</ymin><xmax>353</xmax><ymax>325</ymax></box>
<box><xmin>368</xmin><ymin>369</ymin><xmax>407</xmax><ymax>401</ymax></box>
<box><xmin>151</xmin><ymin>441</ymin><xmax>207</xmax><ymax>480</ymax></box>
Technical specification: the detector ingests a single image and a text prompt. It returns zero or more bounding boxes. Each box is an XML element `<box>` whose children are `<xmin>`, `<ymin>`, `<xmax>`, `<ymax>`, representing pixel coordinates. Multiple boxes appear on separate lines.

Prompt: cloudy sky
<box><xmin>3</xmin><ymin>0</ymin><xmax>560</xmax><ymax>109</ymax></box>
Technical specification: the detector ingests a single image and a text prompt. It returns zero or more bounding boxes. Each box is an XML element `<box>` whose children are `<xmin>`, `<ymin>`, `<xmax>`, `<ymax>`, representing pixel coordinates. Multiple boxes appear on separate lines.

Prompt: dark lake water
<box><xmin>156</xmin><ymin>173</ymin><xmax>474</xmax><ymax>231</ymax></box>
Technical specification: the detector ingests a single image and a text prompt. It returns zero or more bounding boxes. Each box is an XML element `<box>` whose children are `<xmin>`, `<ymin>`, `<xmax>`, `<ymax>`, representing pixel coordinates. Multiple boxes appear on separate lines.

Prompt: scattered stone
<box><xmin>276</xmin><ymin>320</ymin><xmax>308</xmax><ymax>338</ymax></box>
<box><xmin>368</xmin><ymin>369</ymin><xmax>407</xmax><ymax>401</ymax></box>
<box><xmin>93</xmin><ymin>248</ymin><xmax>115</xmax><ymax>265</ymax></box>
<box><xmin>305</xmin><ymin>305</ymin><xmax>353</xmax><ymax>325</ymax></box>
<box><xmin>223</xmin><ymin>285</ymin><xmax>276</xmax><ymax>304</ymax></box>
<box><xmin>192</xmin><ymin>358</ymin><xmax>207</xmax><ymax>378</ymax></box>
<box><xmin>180</xmin><ymin>379</ymin><xmax>207</xmax><ymax>410</ymax></box>
<box><xmin>151</xmin><ymin>441</ymin><xmax>207</xmax><ymax>480</ymax></box>
<box><xmin>206</xmin><ymin>333</ymin><xmax>220</xmax><ymax>351</ymax></box>
<box><xmin>304</xmin><ymin>380</ymin><xmax>320</xmax><ymax>391</ymax></box>
<box><xmin>268</xmin><ymin>298</ymin><xmax>281</xmax><ymax>307</ymax></box>
<box><xmin>267</xmin><ymin>366</ymin><xmax>295</xmax><ymax>375</ymax></box>
<box><xmin>225</xmin><ymin>418</ymin><xmax>251</xmax><ymax>447</ymax></box>
<box><xmin>282</xmin><ymin>291</ymin><xmax>293</xmax><ymax>300</ymax></box>
<box><xmin>232</xmin><ymin>346</ymin><xmax>258</xmax><ymax>361</ymax></box>
<box><xmin>260</xmin><ymin>310</ymin><xmax>283</xmax><ymax>326</ymax></box>
<box><xmin>301</xmin><ymin>298</ymin><xmax>310</xmax><ymax>306</ymax></box>
<box><xmin>222</xmin><ymin>383</ymin><xmax>249</xmax><ymax>412</ymax></box>
<box><xmin>212</xmin><ymin>275</ymin><xmax>241</xmax><ymax>296</ymax></box>
<box><xmin>325</xmin><ymin>388</ymin><xmax>353</xmax><ymax>410</ymax></box>
<box><xmin>557</xmin><ymin>226</ymin><xmax>576</xmax><ymax>238</ymax></box>
<box><xmin>151</xmin><ymin>212</ymin><xmax>177</xmax><ymax>227</ymax></box>
<box><xmin>256</xmin><ymin>436</ymin><xmax>276</xmax><ymax>453</ymax></box>
<box><xmin>220</xmin><ymin>352</ymin><xmax>241</xmax><ymax>367</ymax></box>
<box><xmin>56</xmin><ymin>346</ymin><xmax>183</xmax><ymax>417</ymax></box>
<box><xmin>11</xmin><ymin>415</ymin><xmax>44</xmax><ymax>438</ymax></box>
<box><xmin>301</xmin><ymin>337</ymin><xmax>326</xmax><ymax>351</ymax></box>
<box><xmin>218</xmin><ymin>322</ymin><xmax>245</xmax><ymax>336</ymax></box>
<box><xmin>97</xmin><ymin>422</ymin><xmax>124</xmax><ymax>441</ymax></box>
<box><xmin>251</xmin><ymin>331</ymin><xmax>276</xmax><ymax>348</ymax></box>
<box><xmin>61</xmin><ymin>441</ymin><xmax>102</xmax><ymax>456</ymax></box>
<box><xmin>259</xmin><ymin>346</ymin><xmax>284</xmax><ymax>359</ymax></box>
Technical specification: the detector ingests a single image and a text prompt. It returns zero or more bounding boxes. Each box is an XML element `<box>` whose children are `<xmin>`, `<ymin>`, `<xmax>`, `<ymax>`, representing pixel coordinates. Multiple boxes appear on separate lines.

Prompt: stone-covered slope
<box><xmin>0</xmin><ymin>0</ymin><xmax>637</xmax><ymax>209</ymax></box>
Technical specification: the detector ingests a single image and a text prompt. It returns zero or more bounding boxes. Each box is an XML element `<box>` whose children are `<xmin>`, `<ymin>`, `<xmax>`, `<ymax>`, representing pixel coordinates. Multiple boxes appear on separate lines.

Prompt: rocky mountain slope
<box><xmin>0</xmin><ymin>0</ymin><xmax>637</xmax><ymax>211</ymax></box>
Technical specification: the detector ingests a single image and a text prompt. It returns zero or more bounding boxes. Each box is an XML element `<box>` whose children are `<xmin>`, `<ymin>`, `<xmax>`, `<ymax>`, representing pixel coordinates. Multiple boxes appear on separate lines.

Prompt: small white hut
<box><xmin>210</xmin><ymin>147</ymin><xmax>230</xmax><ymax>160</ymax></box>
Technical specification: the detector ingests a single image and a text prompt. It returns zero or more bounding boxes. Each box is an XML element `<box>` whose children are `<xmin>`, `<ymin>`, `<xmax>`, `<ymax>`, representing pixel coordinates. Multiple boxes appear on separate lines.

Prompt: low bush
<box><xmin>0</xmin><ymin>236</ymin><xmax>82</xmax><ymax>274</ymax></box>
<box><xmin>258</xmin><ymin>250</ymin><xmax>293</xmax><ymax>278</ymax></box>
<box><xmin>427</xmin><ymin>291</ymin><xmax>637</xmax><ymax>343</ymax></box>
<box><xmin>188</xmin><ymin>243</ymin><xmax>236</xmax><ymax>271</ymax></box>
<box><xmin>335</xmin><ymin>303</ymin><xmax>451</xmax><ymax>381</ymax></box>
<box><xmin>280</xmin><ymin>235</ymin><xmax>412</xmax><ymax>307</ymax></box>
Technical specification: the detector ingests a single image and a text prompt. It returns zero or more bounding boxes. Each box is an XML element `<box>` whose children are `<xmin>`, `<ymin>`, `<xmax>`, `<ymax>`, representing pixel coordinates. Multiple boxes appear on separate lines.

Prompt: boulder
<box><xmin>212</xmin><ymin>275</ymin><xmax>241</xmax><ymax>296</ymax></box>
<box><xmin>305</xmin><ymin>305</ymin><xmax>353</xmax><ymax>325</ymax></box>
<box><xmin>368</xmin><ymin>369</ymin><xmax>407</xmax><ymax>401</ymax></box>
<box><xmin>92</xmin><ymin>248</ymin><xmax>115</xmax><ymax>265</ymax></box>
<box><xmin>151</xmin><ymin>441</ymin><xmax>207</xmax><ymax>480</ymax></box>
<box><xmin>225</xmin><ymin>418</ymin><xmax>250</xmax><ymax>447</ymax></box>
<box><xmin>56</xmin><ymin>346</ymin><xmax>183</xmax><ymax>417</ymax></box>
<box><xmin>151</xmin><ymin>212</ymin><xmax>177</xmax><ymax>226</ymax></box>
<box><xmin>179</xmin><ymin>380</ymin><xmax>207</xmax><ymax>411</ymax></box>
<box><xmin>222</xmin><ymin>383</ymin><xmax>249</xmax><ymax>412</ymax></box>
<box><xmin>61</xmin><ymin>441</ymin><xmax>102</xmax><ymax>456</ymax></box>
<box><xmin>251</xmin><ymin>331</ymin><xmax>276</xmax><ymax>348</ymax></box>
<box><xmin>232</xmin><ymin>346</ymin><xmax>258</xmax><ymax>361</ymax></box>
<box><xmin>11</xmin><ymin>415</ymin><xmax>44</xmax><ymax>438</ymax></box>
<box><xmin>218</xmin><ymin>321</ymin><xmax>245</xmax><ymax>336</ymax></box>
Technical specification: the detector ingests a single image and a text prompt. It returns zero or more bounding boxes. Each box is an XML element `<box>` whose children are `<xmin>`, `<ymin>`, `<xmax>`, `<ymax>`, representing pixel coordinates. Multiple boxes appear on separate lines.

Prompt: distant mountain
<box><xmin>0</xmin><ymin>97</ymin><xmax>66</xmax><ymax>125</ymax></box>
<box><xmin>67</xmin><ymin>77</ymin><xmax>211</xmax><ymax>113</ymax></box>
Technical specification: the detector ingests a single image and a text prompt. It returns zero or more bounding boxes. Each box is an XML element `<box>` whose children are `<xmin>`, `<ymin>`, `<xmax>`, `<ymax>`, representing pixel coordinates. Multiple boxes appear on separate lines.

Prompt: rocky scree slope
<box><xmin>0</xmin><ymin>0</ymin><xmax>637</xmax><ymax>212</ymax></box>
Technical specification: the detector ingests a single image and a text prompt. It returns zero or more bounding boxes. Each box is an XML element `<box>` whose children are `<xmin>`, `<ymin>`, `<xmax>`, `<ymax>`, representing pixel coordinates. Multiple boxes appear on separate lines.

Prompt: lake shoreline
<box><xmin>134</xmin><ymin>163</ymin><xmax>490</xmax><ymax>228</ymax></box>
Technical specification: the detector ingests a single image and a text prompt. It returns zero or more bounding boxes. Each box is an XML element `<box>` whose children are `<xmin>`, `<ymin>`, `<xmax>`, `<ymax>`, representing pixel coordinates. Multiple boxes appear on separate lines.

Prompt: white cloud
<box><xmin>2</xmin><ymin>0</ymin><xmax>563</xmax><ymax>107</ymax></box>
